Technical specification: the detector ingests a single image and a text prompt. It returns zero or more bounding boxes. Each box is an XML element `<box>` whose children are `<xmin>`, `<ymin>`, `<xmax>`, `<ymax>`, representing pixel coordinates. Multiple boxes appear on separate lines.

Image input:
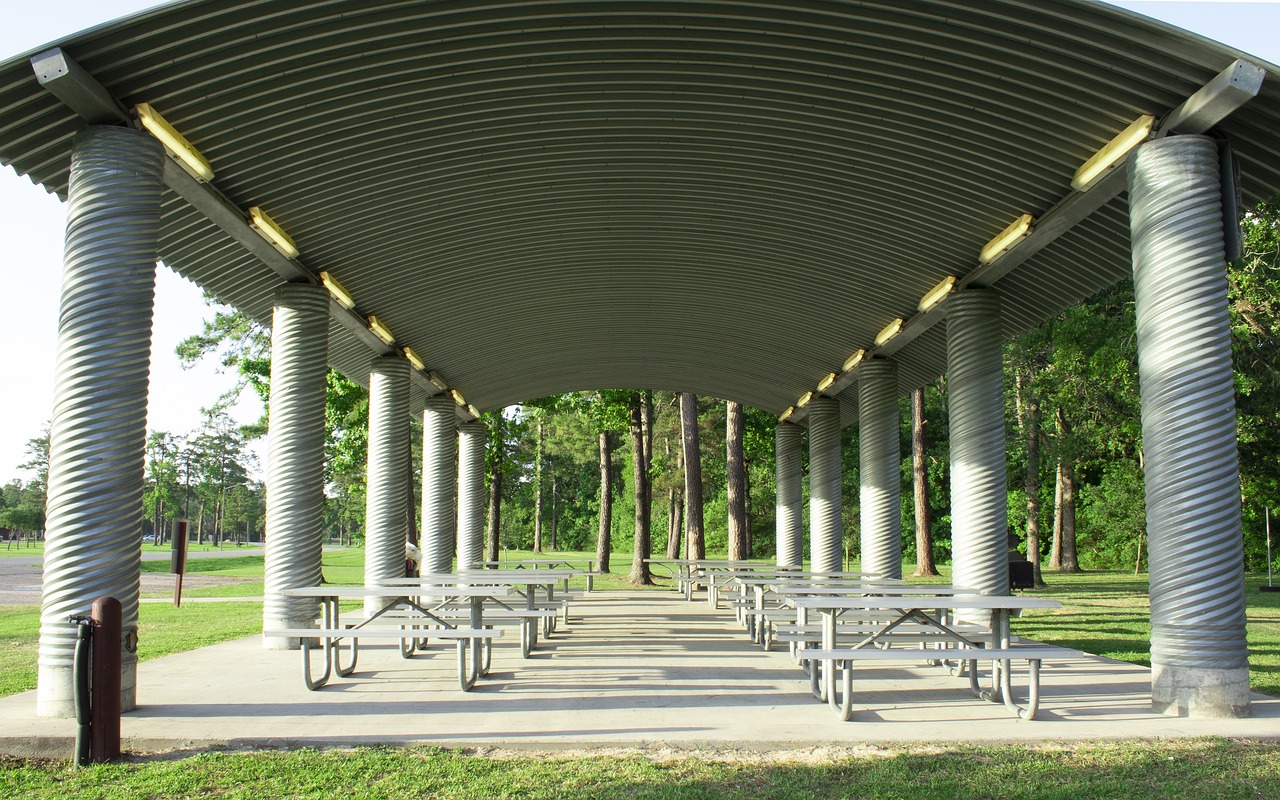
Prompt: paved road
<box><xmin>0</xmin><ymin>546</ymin><xmax>273</xmax><ymax>606</ymax></box>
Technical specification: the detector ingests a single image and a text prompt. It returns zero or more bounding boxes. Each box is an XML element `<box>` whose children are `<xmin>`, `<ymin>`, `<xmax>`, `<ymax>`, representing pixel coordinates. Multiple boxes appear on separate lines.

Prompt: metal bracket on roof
<box><xmin>30</xmin><ymin>47</ymin><xmax>129</xmax><ymax>125</ymax></box>
<box><xmin>789</xmin><ymin>59</ymin><xmax>1266</xmax><ymax>423</ymax></box>
<box><xmin>31</xmin><ymin>46</ymin><xmax>451</xmax><ymax>409</ymax></box>
<box><xmin>1158</xmin><ymin>59</ymin><xmax>1266</xmax><ymax>137</ymax></box>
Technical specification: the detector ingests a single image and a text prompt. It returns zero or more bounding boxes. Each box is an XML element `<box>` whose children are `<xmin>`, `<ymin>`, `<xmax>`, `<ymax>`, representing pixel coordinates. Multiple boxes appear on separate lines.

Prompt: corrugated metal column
<box><xmin>775</xmin><ymin>422</ymin><xmax>804</xmax><ymax>567</ymax></box>
<box><xmin>858</xmin><ymin>359</ymin><xmax>902</xmax><ymax>580</ymax></box>
<box><xmin>262</xmin><ymin>283</ymin><xmax>330</xmax><ymax>649</ymax></box>
<box><xmin>420</xmin><ymin>395</ymin><xmax>457</xmax><ymax>575</ymax></box>
<box><xmin>947</xmin><ymin>291</ymin><xmax>1008</xmax><ymax>611</ymax></box>
<box><xmin>807</xmin><ymin>396</ymin><xmax>843</xmax><ymax>573</ymax></box>
<box><xmin>36</xmin><ymin>126</ymin><xmax>164</xmax><ymax>718</ymax></box>
<box><xmin>363</xmin><ymin>356</ymin><xmax>410</xmax><ymax>615</ymax></box>
<box><xmin>1129</xmin><ymin>135</ymin><xmax>1250</xmax><ymax>718</ymax></box>
<box><xmin>455</xmin><ymin>420</ymin><xmax>486</xmax><ymax>571</ymax></box>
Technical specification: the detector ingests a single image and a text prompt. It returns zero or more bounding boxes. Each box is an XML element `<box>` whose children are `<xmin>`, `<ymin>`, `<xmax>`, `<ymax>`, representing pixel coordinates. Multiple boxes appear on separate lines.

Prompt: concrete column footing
<box><xmin>1152</xmin><ymin>663</ymin><xmax>1251</xmax><ymax>718</ymax></box>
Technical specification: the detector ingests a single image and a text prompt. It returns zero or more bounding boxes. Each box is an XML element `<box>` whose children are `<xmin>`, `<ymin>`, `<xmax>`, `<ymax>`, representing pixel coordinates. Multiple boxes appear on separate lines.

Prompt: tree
<box><xmin>596</xmin><ymin>431</ymin><xmax>614</xmax><ymax>573</ymax></box>
<box><xmin>144</xmin><ymin>431</ymin><xmax>182</xmax><ymax>544</ymax></box>
<box><xmin>726</xmin><ymin>401</ymin><xmax>749</xmax><ymax>560</ymax></box>
<box><xmin>484</xmin><ymin>412</ymin><xmax>505</xmax><ymax>563</ymax></box>
<box><xmin>1014</xmin><ymin>373</ymin><xmax>1046</xmax><ymax>587</ymax></box>
<box><xmin>910</xmin><ymin>388</ymin><xmax>939</xmax><ymax>577</ymax></box>
<box><xmin>627</xmin><ymin>392</ymin><xmax>653</xmax><ymax>585</ymax></box>
<box><xmin>680</xmin><ymin>392</ymin><xmax>705</xmax><ymax>559</ymax></box>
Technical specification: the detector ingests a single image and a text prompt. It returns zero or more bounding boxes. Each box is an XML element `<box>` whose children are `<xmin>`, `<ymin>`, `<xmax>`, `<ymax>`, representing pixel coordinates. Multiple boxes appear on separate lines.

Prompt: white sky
<box><xmin>1</xmin><ymin>0</ymin><xmax>1279</xmax><ymax>484</ymax></box>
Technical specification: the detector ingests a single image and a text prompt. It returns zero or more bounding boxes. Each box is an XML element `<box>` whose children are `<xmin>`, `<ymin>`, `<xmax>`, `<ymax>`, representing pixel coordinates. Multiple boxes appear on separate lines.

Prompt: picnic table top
<box><xmin>787</xmin><ymin>594</ymin><xmax>1062</xmax><ymax>611</ymax></box>
<box><xmin>772</xmin><ymin>584</ymin><xmax>984</xmax><ymax>596</ymax></box>
<box><xmin>282</xmin><ymin>585</ymin><xmax>511</xmax><ymax>598</ymax></box>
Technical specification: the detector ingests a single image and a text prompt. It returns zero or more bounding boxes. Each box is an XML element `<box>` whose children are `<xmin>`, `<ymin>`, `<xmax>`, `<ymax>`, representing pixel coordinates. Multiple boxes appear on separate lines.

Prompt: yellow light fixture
<box><xmin>402</xmin><ymin>346</ymin><xmax>424</xmax><ymax>371</ymax></box>
<box><xmin>796</xmin><ymin>391</ymin><xmax>813</xmax><ymax>408</ymax></box>
<box><xmin>467</xmin><ymin>404</ymin><xmax>482</xmax><ymax>419</ymax></box>
<box><xmin>875</xmin><ymin>318</ymin><xmax>904</xmax><ymax>346</ymax></box>
<box><xmin>842</xmin><ymin>349</ymin><xmax>866</xmax><ymax>373</ymax></box>
<box><xmin>247</xmin><ymin>206</ymin><xmax>299</xmax><ymax>258</ymax></box>
<box><xmin>135</xmin><ymin>102</ymin><xmax>214</xmax><ymax>182</ymax></box>
<box><xmin>1072</xmin><ymin>114</ymin><xmax>1156</xmax><ymax>191</ymax></box>
<box><xmin>450</xmin><ymin>389</ymin><xmax>467</xmax><ymax>406</ymax></box>
<box><xmin>918</xmin><ymin>275</ymin><xmax>957</xmax><ymax>312</ymax></box>
<box><xmin>367</xmin><ymin>315</ymin><xmax>395</xmax><ymax>346</ymax></box>
<box><xmin>318</xmin><ymin>271</ymin><xmax>355</xmax><ymax>309</ymax></box>
<box><xmin>427</xmin><ymin>371</ymin><xmax>448</xmax><ymax>391</ymax></box>
<box><xmin>779</xmin><ymin>406</ymin><xmax>795</xmax><ymax>422</ymax></box>
<box><xmin>817</xmin><ymin>372</ymin><xmax>837</xmax><ymax>393</ymax></box>
<box><xmin>978</xmin><ymin>213</ymin><xmax>1034</xmax><ymax>264</ymax></box>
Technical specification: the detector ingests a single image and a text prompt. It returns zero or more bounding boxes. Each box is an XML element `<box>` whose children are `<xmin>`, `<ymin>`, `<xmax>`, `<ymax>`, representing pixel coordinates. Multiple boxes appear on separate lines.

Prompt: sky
<box><xmin>1</xmin><ymin>0</ymin><xmax>1279</xmax><ymax>484</ymax></box>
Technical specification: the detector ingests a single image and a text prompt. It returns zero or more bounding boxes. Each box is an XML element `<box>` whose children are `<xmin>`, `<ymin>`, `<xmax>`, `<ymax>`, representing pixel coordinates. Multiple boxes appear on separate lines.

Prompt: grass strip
<box><xmin>1</xmin><ymin>739</ymin><xmax>1278</xmax><ymax>800</ymax></box>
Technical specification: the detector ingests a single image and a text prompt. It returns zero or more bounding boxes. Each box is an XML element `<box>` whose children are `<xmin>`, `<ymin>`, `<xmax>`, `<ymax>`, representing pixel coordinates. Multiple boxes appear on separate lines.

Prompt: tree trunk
<box><xmin>628</xmin><ymin>395</ymin><xmax>653</xmax><ymax>584</ymax></box>
<box><xmin>533</xmin><ymin>421</ymin><xmax>543</xmax><ymax>553</ymax></box>
<box><xmin>641</xmin><ymin>390</ymin><xmax>655</xmax><ymax>517</ymax></box>
<box><xmin>1019</xmin><ymin>373</ymin><xmax>1046</xmax><ymax>587</ymax></box>
<box><xmin>406</xmin><ymin>432</ymin><xmax>419</xmax><ymax>549</ymax></box>
<box><xmin>910</xmin><ymin>387</ymin><xmax>939</xmax><ymax>577</ymax></box>
<box><xmin>485</xmin><ymin>464</ymin><xmax>502</xmax><ymax>563</ymax></box>
<box><xmin>668</xmin><ymin>436</ymin><xmax>684</xmax><ymax>559</ymax></box>
<box><xmin>1055</xmin><ymin>406</ymin><xmax>1082</xmax><ymax>573</ymax></box>
<box><xmin>550</xmin><ymin>472</ymin><xmax>558</xmax><ymax>551</ymax></box>
<box><xmin>680</xmin><ymin>392</ymin><xmax>705</xmax><ymax>560</ymax></box>
<box><xmin>596</xmin><ymin>432</ymin><xmax>613</xmax><ymax>573</ymax></box>
<box><xmin>726</xmin><ymin>401</ymin><xmax>749</xmax><ymax>560</ymax></box>
<box><xmin>1050</xmin><ymin>457</ymin><xmax>1064</xmax><ymax>569</ymax></box>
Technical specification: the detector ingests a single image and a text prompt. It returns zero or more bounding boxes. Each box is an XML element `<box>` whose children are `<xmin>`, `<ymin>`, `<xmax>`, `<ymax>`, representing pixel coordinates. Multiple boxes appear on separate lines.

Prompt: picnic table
<box><xmin>270</xmin><ymin>584</ymin><xmax>511</xmax><ymax>691</ymax></box>
<box><xmin>472</xmin><ymin>558</ymin><xmax>599</xmax><ymax>590</ymax></box>
<box><xmin>786</xmin><ymin>592</ymin><xmax>1074</xmax><ymax>721</ymax></box>
<box><xmin>386</xmin><ymin>568</ymin><xmax>584</xmax><ymax>656</ymax></box>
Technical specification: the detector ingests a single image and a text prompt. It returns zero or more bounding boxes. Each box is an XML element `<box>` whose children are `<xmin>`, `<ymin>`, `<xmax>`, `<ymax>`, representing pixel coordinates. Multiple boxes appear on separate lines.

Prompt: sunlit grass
<box><xmin>2</xmin><ymin>739</ymin><xmax>1279</xmax><ymax>799</ymax></box>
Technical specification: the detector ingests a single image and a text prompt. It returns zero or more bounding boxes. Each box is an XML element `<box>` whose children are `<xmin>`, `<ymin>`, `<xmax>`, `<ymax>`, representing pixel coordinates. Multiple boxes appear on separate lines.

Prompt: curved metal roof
<box><xmin>2</xmin><ymin>0</ymin><xmax>1278</xmax><ymax>422</ymax></box>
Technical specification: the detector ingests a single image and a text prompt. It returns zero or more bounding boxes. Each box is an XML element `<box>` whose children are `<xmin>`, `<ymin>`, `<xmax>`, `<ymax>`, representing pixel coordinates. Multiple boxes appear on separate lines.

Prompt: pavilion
<box><xmin>1</xmin><ymin>0</ymin><xmax>1277</xmax><ymax>722</ymax></box>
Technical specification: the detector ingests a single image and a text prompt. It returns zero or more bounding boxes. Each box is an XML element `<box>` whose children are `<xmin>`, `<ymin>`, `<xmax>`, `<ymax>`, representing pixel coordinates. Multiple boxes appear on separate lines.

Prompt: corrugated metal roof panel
<box><xmin>0</xmin><ymin>0</ymin><xmax>1276</xmax><ymax>417</ymax></box>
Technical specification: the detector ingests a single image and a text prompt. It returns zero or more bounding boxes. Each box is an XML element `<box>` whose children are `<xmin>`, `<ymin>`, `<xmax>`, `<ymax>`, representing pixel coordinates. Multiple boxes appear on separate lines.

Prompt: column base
<box><xmin>37</xmin><ymin>662</ymin><xmax>137</xmax><ymax>718</ymax></box>
<box><xmin>262</xmin><ymin>617</ymin><xmax>317</xmax><ymax>650</ymax></box>
<box><xmin>1152</xmin><ymin>663</ymin><xmax>1251</xmax><ymax>718</ymax></box>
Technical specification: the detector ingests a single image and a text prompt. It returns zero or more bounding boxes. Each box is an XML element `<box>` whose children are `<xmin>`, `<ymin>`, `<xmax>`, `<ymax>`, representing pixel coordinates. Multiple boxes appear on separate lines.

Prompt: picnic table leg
<box><xmin>300</xmin><ymin>637</ymin><xmax>332</xmax><ymax>690</ymax></box>
<box><xmin>792</xmin><ymin>606</ymin><xmax>808</xmax><ymax>665</ymax></box>
<box><xmin>822</xmin><ymin>610</ymin><xmax>837</xmax><ymax>706</ymax></box>
<box><xmin>301</xmin><ymin>599</ymin><xmax>336</xmax><ymax>690</ymax></box>
<box><xmin>544</xmin><ymin>584</ymin><xmax>556</xmax><ymax>637</ymax></box>
<box><xmin>331</xmin><ymin>600</ymin><xmax>358</xmax><ymax>677</ymax></box>
<box><xmin>470</xmin><ymin>596</ymin><xmax>489</xmax><ymax>679</ymax></box>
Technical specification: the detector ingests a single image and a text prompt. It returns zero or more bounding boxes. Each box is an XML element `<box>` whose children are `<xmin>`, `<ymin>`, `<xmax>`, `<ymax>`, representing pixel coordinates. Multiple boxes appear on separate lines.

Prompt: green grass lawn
<box><xmin>1</xmin><ymin>739</ymin><xmax>1278</xmax><ymax>799</ymax></box>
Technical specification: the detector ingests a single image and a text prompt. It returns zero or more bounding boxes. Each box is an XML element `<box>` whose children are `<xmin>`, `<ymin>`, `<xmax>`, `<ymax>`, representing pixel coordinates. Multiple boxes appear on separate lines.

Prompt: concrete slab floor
<box><xmin>2</xmin><ymin>590</ymin><xmax>1277</xmax><ymax>757</ymax></box>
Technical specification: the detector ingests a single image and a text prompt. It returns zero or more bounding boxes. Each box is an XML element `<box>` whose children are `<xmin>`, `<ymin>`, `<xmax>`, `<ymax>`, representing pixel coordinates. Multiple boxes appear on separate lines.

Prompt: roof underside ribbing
<box><xmin>2</xmin><ymin>0</ymin><xmax>1279</xmax><ymax>423</ymax></box>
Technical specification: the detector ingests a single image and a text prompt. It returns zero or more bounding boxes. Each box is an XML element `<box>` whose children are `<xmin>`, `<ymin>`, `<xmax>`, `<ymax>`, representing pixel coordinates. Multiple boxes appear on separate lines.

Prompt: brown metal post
<box><xmin>172</xmin><ymin>519</ymin><xmax>189</xmax><ymax>608</ymax></box>
<box><xmin>89</xmin><ymin>596</ymin><xmax>121</xmax><ymax>763</ymax></box>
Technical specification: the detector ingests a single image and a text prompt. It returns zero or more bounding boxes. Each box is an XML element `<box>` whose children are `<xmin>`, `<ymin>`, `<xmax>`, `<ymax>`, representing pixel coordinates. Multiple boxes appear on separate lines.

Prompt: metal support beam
<box><xmin>364</xmin><ymin>356</ymin><xmax>411</xmax><ymax>616</ymax></box>
<box><xmin>858</xmin><ymin>359</ymin><xmax>902</xmax><ymax>580</ymax></box>
<box><xmin>262</xmin><ymin>283</ymin><xmax>330</xmax><ymax>650</ymax></box>
<box><xmin>947</xmin><ymin>291</ymin><xmax>1008</xmax><ymax>614</ymax></box>
<box><xmin>1130</xmin><ymin>135</ymin><xmax>1250</xmax><ymax>718</ymax></box>
<box><xmin>792</xmin><ymin>59</ymin><xmax>1265</xmax><ymax>419</ymax></box>
<box><xmin>456</xmin><ymin>421</ymin><xmax>486</xmax><ymax>571</ymax></box>
<box><xmin>775</xmin><ymin>422</ymin><xmax>803</xmax><ymax>568</ymax></box>
<box><xmin>807</xmin><ymin>396</ymin><xmax>843</xmax><ymax>574</ymax></box>
<box><xmin>37</xmin><ymin>126</ymin><xmax>164</xmax><ymax>718</ymax></box>
<box><xmin>31</xmin><ymin>47</ymin><xmax>451</xmax><ymax>411</ymax></box>
<box><xmin>421</xmin><ymin>394</ymin><xmax>458</xmax><ymax>574</ymax></box>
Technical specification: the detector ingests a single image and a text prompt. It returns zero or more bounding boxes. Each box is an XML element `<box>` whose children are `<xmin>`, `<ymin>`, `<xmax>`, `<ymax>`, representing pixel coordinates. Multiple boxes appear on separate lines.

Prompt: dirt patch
<box><xmin>140</xmin><ymin>574</ymin><xmax>255</xmax><ymax>595</ymax></box>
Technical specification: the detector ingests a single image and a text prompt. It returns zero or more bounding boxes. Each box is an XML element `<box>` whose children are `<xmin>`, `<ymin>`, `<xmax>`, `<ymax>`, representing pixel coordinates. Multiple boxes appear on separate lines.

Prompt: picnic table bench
<box><xmin>788</xmin><ymin>593</ymin><xmax>1078</xmax><ymax>721</ymax></box>
<box><xmin>268</xmin><ymin>584</ymin><xmax>511</xmax><ymax>691</ymax></box>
